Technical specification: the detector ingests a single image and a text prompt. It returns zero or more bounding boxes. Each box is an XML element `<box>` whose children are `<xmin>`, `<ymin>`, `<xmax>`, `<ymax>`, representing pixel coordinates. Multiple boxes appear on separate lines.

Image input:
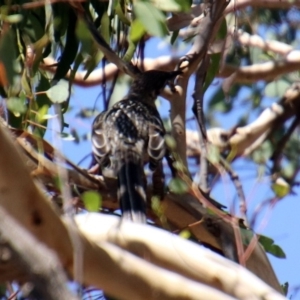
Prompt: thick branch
<box><xmin>228</xmin><ymin>27</ymin><xmax>293</xmax><ymax>56</ymax></box>
<box><xmin>226</xmin><ymin>0</ymin><xmax>300</xmax><ymax>13</ymax></box>
<box><xmin>76</xmin><ymin>213</ymin><xmax>285</xmax><ymax>300</ymax></box>
<box><xmin>42</xmin><ymin>56</ymin><xmax>179</xmax><ymax>87</ymax></box>
<box><xmin>170</xmin><ymin>0</ymin><xmax>229</xmax><ymax>168</ymax></box>
<box><xmin>43</xmin><ymin>49</ymin><xmax>300</xmax><ymax>86</ymax></box>
<box><xmin>0</xmin><ymin>207</ymin><xmax>79</xmax><ymax>300</ymax></box>
<box><xmin>219</xmin><ymin>50</ymin><xmax>300</xmax><ymax>83</ymax></box>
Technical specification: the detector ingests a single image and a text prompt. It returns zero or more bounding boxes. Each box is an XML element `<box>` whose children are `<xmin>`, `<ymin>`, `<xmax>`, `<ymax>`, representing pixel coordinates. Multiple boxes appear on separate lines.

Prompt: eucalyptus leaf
<box><xmin>46</xmin><ymin>81</ymin><xmax>69</xmax><ymax>103</ymax></box>
<box><xmin>130</xmin><ymin>19</ymin><xmax>146</xmax><ymax>43</ymax></box>
<box><xmin>272</xmin><ymin>177</ymin><xmax>290</xmax><ymax>198</ymax></box>
<box><xmin>61</xmin><ymin>132</ymin><xmax>75</xmax><ymax>141</ymax></box>
<box><xmin>152</xmin><ymin>0</ymin><xmax>181</xmax><ymax>12</ymax></box>
<box><xmin>4</xmin><ymin>14</ymin><xmax>23</xmax><ymax>23</ymax></box>
<box><xmin>165</xmin><ymin>134</ymin><xmax>176</xmax><ymax>150</ymax></box>
<box><xmin>264</xmin><ymin>80</ymin><xmax>290</xmax><ymax>98</ymax></box>
<box><xmin>82</xmin><ymin>191</ymin><xmax>102</xmax><ymax>212</ymax></box>
<box><xmin>0</xmin><ymin>29</ymin><xmax>17</xmax><ymax>86</ymax></box>
<box><xmin>259</xmin><ymin>234</ymin><xmax>286</xmax><ymax>258</ymax></box>
<box><xmin>153</xmin><ymin>0</ymin><xmax>191</xmax><ymax>12</ymax></box>
<box><xmin>281</xmin><ymin>282</ymin><xmax>289</xmax><ymax>296</ymax></box>
<box><xmin>179</xmin><ymin>229</ymin><xmax>191</xmax><ymax>239</ymax></box>
<box><xmin>203</xmin><ymin>53</ymin><xmax>221</xmax><ymax>92</ymax></box>
<box><xmin>169</xmin><ymin>178</ymin><xmax>189</xmax><ymax>194</ymax></box>
<box><xmin>7</xmin><ymin>97</ymin><xmax>27</xmax><ymax>115</ymax></box>
<box><xmin>134</xmin><ymin>2</ymin><xmax>168</xmax><ymax>37</ymax></box>
<box><xmin>53</xmin><ymin>10</ymin><xmax>78</xmax><ymax>81</ymax></box>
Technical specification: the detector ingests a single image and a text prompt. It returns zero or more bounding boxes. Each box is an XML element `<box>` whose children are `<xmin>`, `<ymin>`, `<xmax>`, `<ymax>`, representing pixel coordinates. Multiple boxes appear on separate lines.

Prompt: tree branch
<box><xmin>186</xmin><ymin>82</ymin><xmax>300</xmax><ymax>158</ymax></box>
<box><xmin>228</xmin><ymin>27</ymin><xmax>293</xmax><ymax>56</ymax></box>
<box><xmin>226</xmin><ymin>0</ymin><xmax>300</xmax><ymax>13</ymax></box>
<box><xmin>0</xmin><ymin>207</ymin><xmax>79</xmax><ymax>300</ymax></box>
<box><xmin>219</xmin><ymin>50</ymin><xmax>300</xmax><ymax>83</ymax></box>
<box><xmin>41</xmin><ymin>56</ymin><xmax>180</xmax><ymax>87</ymax></box>
<box><xmin>76</xmin><ymin>213</ymin><xmax>285</xmax><ymax>300</ymax></box>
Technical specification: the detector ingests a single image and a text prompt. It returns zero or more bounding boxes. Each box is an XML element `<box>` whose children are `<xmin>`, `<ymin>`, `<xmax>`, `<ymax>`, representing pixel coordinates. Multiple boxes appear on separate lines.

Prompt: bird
<box><xmin>91</xmin><ymin>69</ymin><xmax>182</xmax><ymax>223</ymax></box>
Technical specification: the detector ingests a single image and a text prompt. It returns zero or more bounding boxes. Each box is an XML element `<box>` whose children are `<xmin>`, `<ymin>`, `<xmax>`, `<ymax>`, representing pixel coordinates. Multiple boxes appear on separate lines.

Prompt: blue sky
<box><xmin>47</xmin><ymin>37</ymin><xmax>300</xmax><ymax>299</ymax></box>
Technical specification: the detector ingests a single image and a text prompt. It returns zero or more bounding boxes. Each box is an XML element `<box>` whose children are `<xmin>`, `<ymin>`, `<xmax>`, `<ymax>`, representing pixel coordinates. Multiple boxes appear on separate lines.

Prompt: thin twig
<box><xmin>192</xmin><ymin>56</ymin><xmax>210</xmax><ymax>193</ymax></box>
<box><xmin>219</xmin><ymin>157</ymin><xmax>248</xmax><ymax>224</ymax></box>
<box><xmin>271</xmin><ymin>115</ymin><xmax>300</xmax><ymax>173</ymax></box>
<box><xmin>73</xmin><ymin>4</ymin><xmax>138</xmax><ymax>78</ymax></box>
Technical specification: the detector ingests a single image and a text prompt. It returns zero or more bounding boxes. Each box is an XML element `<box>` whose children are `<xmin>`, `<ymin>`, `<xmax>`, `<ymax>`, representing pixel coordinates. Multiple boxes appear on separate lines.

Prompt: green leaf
<box><xmin>264</xmin><ymin>80</ymin><xmax>290</xmax><ymax>98</ymax></box>
<box><xmin>54</xmin><ymin>176</ymin><xmax>63</xmax><ymax>190</ymax></box>
<box><xmin>45</xmin><ymin>1</ymin><xmax>54</xmax><ymax>42</ymax></box>
<box><xmin>208</xmin><ymin>87</ymin><xmax>232</xmax><ymax>113</ymax></box>
<box><xmin>249</xmin><ymin>46</ymin><xmax>263</xmax><ymax>64</ymax></box>
<box><xmin>282</xmin><ymin>163</ymin><xmax>295</xmax><ymax>179</ymax></box>
<box><xmin>272</xmin><ymin>177</ymin><xmax>290</xmax><ymax>198</ymax></box>
<box><xmin>134</xmin><ymin>2</ymin><xmax>168</xmax><ymax>37</ymax></box>
<box><xmin>203</xmin><ymin>53</ymin><xmax>221</xmax><ymax>92</ymax></box>
<box><xmin>252</xmin><ymin>140</ymin><xmax>273</xmax><ymax>164</ymax></box>
<box><xmin>0</xmin><ymin>29</ymin><xmax>17</xmax><ymax>86</ymax></box>
<box><xmin>170</xmin><ymin>29</ymin><xmax>179</xmax><ymax>45</ymax></box>
<box><xmin>164</xmin><ymin>134</ymin><xmax>176</xmax><ymax>150</ymax></box>
<box><xmin>115</xmin><ymin>2</ymin><xmax>131</xmax><ymax>26</ymax></box>
<box><xmin>240</xmin><ymin>230</ymin><xmax>286</xmax><ymax>258</ymax></box>
<box><xmin>130</xmin><ymin>19</ymin><xmax>146</xmax><ymax>43</ymax></box>
<box><xmin>53</xmin><ymin>9</ymin><xmax>79</xmax><ymax>81</ymax></box>
<box><xmin>179</xmin><ymin>229</ymin><xmax>191</xmax><ymax>239</ymax></box>
<box><xmin>100</xmin><ymin>11</ymin><xmax>110</xmax><ymax>45</ymax></box>
<box><xmin>32</xmin><ymin>34</ymin><xmax>51</xmax><ymax>74</ymax></box>
<box><xmin>52</xmin><ymin>3</ymin><xmax>70</xmax><ymax>42</ymax></box>
<box><xmin>152</xmin><ymin>0</ymin><xmax>188</xmax><ymax>12</ymax></box>
<box><xmin>109</xmin><ymin>76</ymin><xmax>131</xmax><ymax>106</ymax></box>
<box><xmin>34</xmin><ymin>72</ymin><xmax>51</xmax><ymax>137</ymax></box>
<box><xmin>207</xmin><ymin>144</ymin><xmax>220</xmax><ymax>165</ymax></box>
<box><xmin>281</xmin><ymin>282</ymin><xmax>289</xmax><ymax>296</ymax></box>
<box><xmin>151</xmin><ymin>196</ymin><xmax>164</xmax><ymax>217</ymax></box>
<box><xmin>169</xmin><ymin>178</ymin><xmax>188</xmax><ymax>194</ymax></box>
<box><xmin>37</xmin><ymin>105</ymin><xmax>50</xmax><ymax>122</ymax></box>
<box><xmin>35</xmin><ymin>72</ymin><xmax>51</xmax><ymax>107</ymax></box>
<box><xmin>46</xmin><ymin>80</ymin><xmax>69</xmax><ymax>103</ymax></box>
<box><xmin>76</xmin><ymin>19</ymin><xmax>92</xmax><ymax>42</ymax></box>
<box><xmin>152</xmin><ymin>0</ymin><xmax>180</xmax><ymax>11</ymax></box>
<box><xmin>172</xmin><ymin>161</ymin><xmax>186</xmax><ymax>173</ymax></box>
<box><xmin>216</xmin><ymin>18</ymin><xmax>227</xmax><ymax>39</ymax></box>
<box><xmin>24</xmin><ymin>12</ymin><xmax>45</xmax><ymax>42</ymax></box>
<box><xmin>268</xmin><ymin>244</ymin><xmax>286</xmax><ymax>258</ymax></box>
<box><xmin>258</xmin><ymin>234</ymin><xmax>274</xmax><ymax>248</ymax></box>
<box><xmin>76</xmin><ymin>108</ymin><xmax>98</xmax><ymax>119</ymax></box>
<box><xmin>70</xmin><ymin>128</ymin><xmax>80</xmax><ymax>144</ymax></box>
<box><xmin>239</xmin><ymin>227</ymin><xmax>254</xmax><ymax>246</ymax></box>
<box><xmin>90</xmin><ymin>0</ymin><xmax>109</xmax><ymax>22</ymax></box>
<box><xmin>60</xmin><ymin>132</ymin><xmax>75</xmax><ymax>141</ymax></box>
<box><xmin>79</xmin><ymin>11</ymin><xmax>106</xmax><ymax>80</ymax></box>
<box><xmin>83</xmin><ymin>50</ymin><xmax>104</xmax><ymax>80</ymax></box>
<box><xmin>82</xmin><ymin>191</ymin><xmax>102</xmax><ymax>212</ymax></box>
<box><xmin>259</xmin><ymin>234</ymin><xmax>286</xmax><ymax>258</ymax></box>
<box><xmin>7</xmin><ymin>97</ymin><xmax>27</xmax><ymax>116</ymax></box>
<box><xmin>3</xmin><ymin>14</ymin><xmax>23</xmax><ymax>23</ymax></box>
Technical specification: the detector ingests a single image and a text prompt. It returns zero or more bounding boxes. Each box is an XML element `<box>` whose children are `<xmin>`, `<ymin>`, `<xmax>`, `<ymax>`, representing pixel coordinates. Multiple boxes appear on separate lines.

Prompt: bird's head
<box><xmin>128</xmin><ymin>69</ymin><xmax>182</xmax><ymax>100</ymax></box>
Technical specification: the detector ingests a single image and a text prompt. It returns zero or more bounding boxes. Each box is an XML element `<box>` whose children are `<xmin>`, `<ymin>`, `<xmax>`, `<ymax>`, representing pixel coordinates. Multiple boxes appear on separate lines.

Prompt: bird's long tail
<box><xmin>117</xmin><ymin>150</ymin><xmax>147</xmax><ymax>223</ymax></box>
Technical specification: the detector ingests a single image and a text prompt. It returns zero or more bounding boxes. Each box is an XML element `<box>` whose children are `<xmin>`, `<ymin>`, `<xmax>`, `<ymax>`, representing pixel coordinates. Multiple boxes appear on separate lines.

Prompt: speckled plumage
<box><xmin>92</xmin><ymin>70</ymin><xmax>181</xmax><ymax>223</ymax></box>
